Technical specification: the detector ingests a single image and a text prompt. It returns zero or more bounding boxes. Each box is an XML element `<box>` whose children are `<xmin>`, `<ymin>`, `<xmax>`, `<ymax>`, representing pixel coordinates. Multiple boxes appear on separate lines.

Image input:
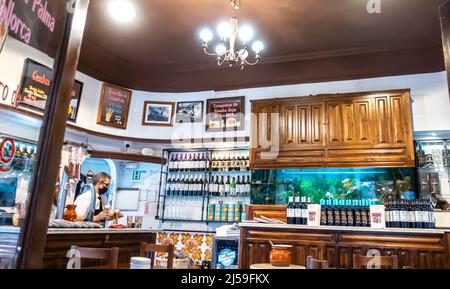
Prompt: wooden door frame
<box><xmin>16</xmin><ymin>0</ymin><xmax>90</xmax><ymax>269</ymax></box>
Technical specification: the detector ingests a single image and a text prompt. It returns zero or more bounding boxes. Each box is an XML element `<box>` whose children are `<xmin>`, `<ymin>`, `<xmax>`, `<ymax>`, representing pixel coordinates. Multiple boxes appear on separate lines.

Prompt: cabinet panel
<box><xmin>281</xmin><ymin>105</ymin><xmax>297</xmax><ymax>148</ymax></box>
<box><xmin>327</xmin><ymin>103</ymin><xmax>342</xmax><ymax>145</ymax></box>
<box><xmin>342</xmin><ymin>103</ymin><xmax>356</xmax><ymax>144</ymax></box>
<box><xmin>355</xmin><ymin>100</ymin><xmax>372</xmax><ymax>143</ymax></box>
<box><xmin>311</xmin><ymin>103</ymin><xmax>325</xmax><ymax>145</ymax></box>
<box><xmin>390</xmin><ymin>95</ymin><xmax>407</xmax><ymax>145</ymax></box>
<box><xmin>298</xmin><ymin>105</ymin><xmax>309</xmax><ymax>144</ymax></box>
<box><xmin>373</xmin><ymin>96</ymin><xmax>391</xmax><ymax>145</ymax></box>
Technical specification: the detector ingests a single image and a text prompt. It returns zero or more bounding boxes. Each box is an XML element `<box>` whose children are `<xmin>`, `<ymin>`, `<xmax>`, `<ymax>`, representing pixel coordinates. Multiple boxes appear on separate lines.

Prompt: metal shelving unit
<box><xmin>155</xmin><ymin>147</ymin><xmax>251</xmax><ymax>224</ymax></box>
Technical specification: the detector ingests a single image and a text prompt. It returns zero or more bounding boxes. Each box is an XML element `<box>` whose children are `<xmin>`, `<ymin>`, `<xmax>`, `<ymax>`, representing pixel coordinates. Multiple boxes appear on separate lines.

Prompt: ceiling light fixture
<box><xmin>199</xmin><ymin>0</ymin><xmax>264</xmax><ymax>70</ymax></box>
<box><xmin>108</xmin><ymin>0</ymin><xmax>136</xmax><ymax>23</ymax></box>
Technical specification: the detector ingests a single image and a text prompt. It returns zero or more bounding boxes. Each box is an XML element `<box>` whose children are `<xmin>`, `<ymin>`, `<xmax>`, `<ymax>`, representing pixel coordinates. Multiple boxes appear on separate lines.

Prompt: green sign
<box><xmin>132</xmin><ymin>170</ymin><xmax>146</xmax><ymax>181</ymax></box>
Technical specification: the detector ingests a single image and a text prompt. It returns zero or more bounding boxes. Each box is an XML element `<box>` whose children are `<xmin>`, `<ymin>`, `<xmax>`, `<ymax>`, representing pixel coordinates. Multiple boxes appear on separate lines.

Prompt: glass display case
<box><xmin>415</xmin><ymin>140</ymin><xmax>450</xmax><ymax>202</ymax></box>
<box><xmin>0</xmin><ymin>135</ymin><xmax>37</xmax><ymax>226</ymax></box>
<box><xmin>251</xmin><ymin>168</ymin><xmax>416</xmax><ymax>205</ymax></box>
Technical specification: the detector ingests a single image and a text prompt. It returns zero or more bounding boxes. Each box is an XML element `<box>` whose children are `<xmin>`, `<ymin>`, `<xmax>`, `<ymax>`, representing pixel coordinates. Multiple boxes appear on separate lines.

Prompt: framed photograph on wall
<box><xmin>206</xmin><ymin>96</ymin><xmax>245</xmax><ymax>132</ymax></box>
<box><xmin>97</xmin><ymin>83</ymin><xmax>132</xmax><ymax>129</ymax></box>
<box><xmin>142</xmin><ymin>101</ymin><xmax>175</xmax><ymax>126</ymax></box>
<box><xmin>176</xmin><ymin>101</ymin><xmax>203</xmax><ymax>123</ymax></box>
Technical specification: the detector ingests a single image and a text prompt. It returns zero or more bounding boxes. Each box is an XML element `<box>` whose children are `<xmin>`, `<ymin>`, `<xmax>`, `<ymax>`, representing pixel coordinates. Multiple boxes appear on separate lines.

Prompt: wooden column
<box><xmin>16</xmin><ymin>0</ymin><xmax>90</xmax><ymax>269</ymax></box>
<box><xmin>440</xmin><ymin>0</ymin><xmax>450</xmax><ymax>100</ymax></box>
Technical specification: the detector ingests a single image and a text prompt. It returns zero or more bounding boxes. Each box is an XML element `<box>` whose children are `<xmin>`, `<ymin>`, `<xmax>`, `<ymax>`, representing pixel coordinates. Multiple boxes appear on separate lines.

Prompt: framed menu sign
<box><xmin>97</xmin><ymin>83</ymin><xmax>132</xmax><ymax>129</ymax></box>
<box><xmin>206</xmin><ymin>96</ymin><xmax>245</xmax><ymax>132</ymax></box>
<box><xmin>19</xmin><ymin>58</ymin><xmax>54</xmax><ymax>110</ymax></box>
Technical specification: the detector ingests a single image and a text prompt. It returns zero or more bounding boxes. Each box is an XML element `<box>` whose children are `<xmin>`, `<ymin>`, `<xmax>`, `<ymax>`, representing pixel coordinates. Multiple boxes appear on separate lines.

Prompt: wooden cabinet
<box><xmin>250</xmin><ymin>90</ymin><xmax>414</xmax><ymax>168</ymax></box>
<box><xmin>239</xmin><ymin>225</ymin><xmax>450</xmax><ymax>269</ymax></box>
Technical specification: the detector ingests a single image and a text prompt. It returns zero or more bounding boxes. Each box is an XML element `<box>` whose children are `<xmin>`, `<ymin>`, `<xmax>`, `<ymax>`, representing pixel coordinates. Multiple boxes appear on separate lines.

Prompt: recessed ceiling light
<box><xmin>108</xmin><ymin>0</ymin><xmax>136</xmax><ymax>23</ymax></box>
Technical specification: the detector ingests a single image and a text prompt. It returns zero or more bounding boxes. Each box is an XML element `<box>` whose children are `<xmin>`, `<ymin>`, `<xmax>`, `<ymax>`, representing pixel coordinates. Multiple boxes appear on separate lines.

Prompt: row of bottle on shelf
<box><xmin>167</xmin><ymin>152</ymin><xmax>250</xmax><ymax>172</ymax></box>
<box><xmin>286</xmin><ymin>197</ymin><xmax>311</xmax><ymax>225</ymax></box>
<box><xmin>319</xmin><ymin>199</ymin><xmax>373</xmax><ymax>227</ymax></box>
<box><xmin>165</xmin><ymin>174</ymin><xmax>251</xmax><ymax>197</ymax></box>
<box><xmin>416</xmin><ymin>144</ymin><xmax>450</xmax><ymax>168</ymax></box>
<box><xmin>208</xmin><ymin>201</ymin><xmax>246</xmax><ymax>223</ymax></box>
<box><xmin>384</xmin><ymin>199</ymin><xmax>436</xmax><ymax>229</ymax></box>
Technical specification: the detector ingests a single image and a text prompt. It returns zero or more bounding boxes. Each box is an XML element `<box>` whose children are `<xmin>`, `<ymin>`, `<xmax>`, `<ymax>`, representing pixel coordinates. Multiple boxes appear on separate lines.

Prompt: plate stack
<box><xmin>130</xmin><ymin>257</ymin><xmax>151</xmax><ymax>269</ymax></box>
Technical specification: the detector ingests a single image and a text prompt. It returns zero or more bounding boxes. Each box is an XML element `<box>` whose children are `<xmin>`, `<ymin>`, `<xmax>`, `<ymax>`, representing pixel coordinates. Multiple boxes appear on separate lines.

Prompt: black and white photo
<box><xmin>142</xmin><ymin>101</ymin><xmax>175</xmax><ymax>126</ymax></box>
<box><xmin>176</xmin><ymin>101</ymin><xmax>203</xmax><ymax>123</ymax></box>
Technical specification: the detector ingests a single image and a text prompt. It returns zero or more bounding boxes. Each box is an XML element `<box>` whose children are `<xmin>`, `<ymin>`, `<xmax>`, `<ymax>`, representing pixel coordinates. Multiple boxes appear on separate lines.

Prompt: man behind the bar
<box><xmin>75</xmin><ymin>172</ymin><xmax>113</xmax><ymax>223</ymax></box>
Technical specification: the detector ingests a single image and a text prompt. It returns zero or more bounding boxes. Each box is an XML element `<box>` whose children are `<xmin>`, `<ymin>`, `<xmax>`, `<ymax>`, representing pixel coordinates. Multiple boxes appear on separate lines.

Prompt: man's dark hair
<box><xmin>93</xmin><ymin>172</ymin><xmax>111</xmax><ymax>186</ymax></box>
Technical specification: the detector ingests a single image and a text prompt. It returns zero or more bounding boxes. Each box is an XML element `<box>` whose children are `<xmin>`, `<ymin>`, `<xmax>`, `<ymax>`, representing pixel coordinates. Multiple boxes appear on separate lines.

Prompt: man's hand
<box><xmin>93</xmin><ymin>211</ymin><xmax>111</xmax><ymax>222</ymax></box>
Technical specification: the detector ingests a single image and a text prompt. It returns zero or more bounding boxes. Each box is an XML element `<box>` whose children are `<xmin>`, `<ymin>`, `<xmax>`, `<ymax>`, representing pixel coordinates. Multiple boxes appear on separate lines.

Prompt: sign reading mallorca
<box><xmin>0</xmin><ymin>0</ymin><xmax>64</xmax><ymax>56</ymax></box>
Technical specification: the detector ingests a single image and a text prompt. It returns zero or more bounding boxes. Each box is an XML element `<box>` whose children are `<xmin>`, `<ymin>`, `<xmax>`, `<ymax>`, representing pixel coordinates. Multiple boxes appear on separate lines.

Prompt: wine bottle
<box><xmin>320</xmin><ymin>200</ymin><xmax>327</xmax><ymax>226</ymax></box>
<box><xmin>219</xmin><ymin>176</ymin><xmax>225</xmax><ymax>197</ymax></box>
<box><xmin>287</xmin><ymin>196</ymin><xmax>295</xmax><ymax>224</ymax></box>
<box><xmin>346</xmin><ymin>200</ymin><xmax>354</xmax><ymax>227</ymax></box>
<box><xmin>301</xmin><ymin>197</ymin><xmax>308</xmax><ymax>225</ymax></box>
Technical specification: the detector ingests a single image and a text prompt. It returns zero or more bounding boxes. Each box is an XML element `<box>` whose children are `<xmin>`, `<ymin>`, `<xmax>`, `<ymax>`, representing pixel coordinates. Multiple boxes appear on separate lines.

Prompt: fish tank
<box><xmin>251</xmin><ymin>168</ymin><xmax>416</xmax><ymax>205</ymax></box>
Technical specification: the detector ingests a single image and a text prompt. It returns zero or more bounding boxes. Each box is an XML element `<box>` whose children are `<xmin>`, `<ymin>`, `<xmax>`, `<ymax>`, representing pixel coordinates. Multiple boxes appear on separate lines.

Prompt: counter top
<box><xmin>47</xmin><ymin>228</ymin><xmax>162</xmax><ymax>235</ymax></box>
<box><xmin>239</xmin><ymin>222</ymin><xmax>449</xmax><ymax>235</ymax></box>
<box><xmin>0</xmin><ymin>226</ymin><xmax>20</xmax><ymax>234</ymax></box>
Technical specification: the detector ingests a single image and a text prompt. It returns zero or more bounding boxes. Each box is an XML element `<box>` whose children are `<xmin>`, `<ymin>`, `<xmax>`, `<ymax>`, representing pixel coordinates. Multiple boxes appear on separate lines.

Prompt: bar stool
<box><xmin>353</xmin><ymin>254</ymin><xmax>399</xmax><ymax>269</ymax></box>
<box><xmin>69</xmin><ymin>246</ymin><xmax>119</xmax><ymax>269</ymax></box>
<box><xmin>306</xmin><ymin>256</ymin><xmax>329</xmax><ymax>269</ymax></box>
<box><xmin>139</xmin><ymin>242</ymin><xmax>175</xmax><ymax>269</ymax></box>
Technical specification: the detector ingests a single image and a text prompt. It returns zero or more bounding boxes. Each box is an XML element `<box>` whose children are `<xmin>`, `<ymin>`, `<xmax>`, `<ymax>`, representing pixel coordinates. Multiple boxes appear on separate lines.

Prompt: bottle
<box><xmin>301</xmin><ymin>197</ymin><xmax>308</xmax><ymax>225</ymax></box>
<box><xmin>407</xmin><ymin>200</ymin><xmax>415</xmax><ymax>229</ymax></box>
<box><xmin>245</xmin><ymin>154</ymin><xmax>250</xmax><ymax>170</ymax></box>
<box><xmin>359</xmin><ymin>200</ymin><xmax>368</xmax><ymax>227</ymax></box>
<box><xmin>320</xmin><ymin>199</ymin><xmax>327</xmax><ymax>226</ymax></box>
<box><xmin>364</xmin><ymin>200</ymin><xmax>371</xmax><ymax>227</ymax></box>
<box><xmin>287</xmin><ymin>196</ymin><xmax>295</xmax><ymax>224</ymax></box>
<box><xmin>224</xmin><ymin>176</ymin><xmax>231</xmax><ymax>197</ymax></box>
<box><xmin>235</xmin><ymin>202</ymin><xmax>242</xmax><ymax>223</ymax></box>
<box><xmin>385</xmin><ymin>200</ymin><xmax>391</xmax><ymax>228</ymax></box>
<box><xmin>220</xmin><ymin>154</ymin><xmax>226</xmax><ymax>172</ymax></box>
<box><xmin>326</xmin><ymin>200</ymin><xmax>334</xmax><ymax>226</ymax></box>
<box><xmin>417</xmin><ymin>142</ymin><xmax>426</xmax><ymax>168</ymax></box>
<box><xmin>228</xmin><ymin>203</ymin><xmax>235</xmax><ymax>223</ymax></box>
<box><xmin>346</xmin><ymin>200</ymin><xmax>354</xmax><ymax>227</ymax></box>
<box><xmin>245</xmin><ymin>175</ymin><xmax>251</xmax><ymax>197</ymax></box>
<box><xmin>230</xmin><ymin>177</ymin><xmax>237</xmax><ymax>197</ymax></box>
<box><xmin>427</xmin><ymin>199</ymin><xmax>436</xmax><ymax>229</ymax></box>
<box><xmin>400</xmin><ymin>200</ymin><xmax>409</xmax><ymax>228</ymax></box>
<box><xmin>211</xmin><ymin>154</ymin><xmax>217</xmax><ymax>171</ymax></box>
<box><xmin>354</xmin><ymin>200</ymin><xmax>362</xmax><ymax>227</ymax></box>
<box><xmin>294</xmin><ymin>196</ymin><xmax>301</xmax><ymax>225</ymax></box>
<box><xmin>222</xmin><ymin>203</ymin><xmax>229</xmax><ymax>222</ymax></box>
<box><xmin>219</xmin><ymin>176</ymin><xmax>225</xmax><ymax>197</ymax></box>
<box><xmin>333</xmin><ymin>200</ymin><xmax>341</xmax><ymax>226</ymax></box>
<box><xmin>413</xmin><ymin>199</ymin><xmax>422</xmax><ymax>229</ymax></box>
<box><xmin>230</xmin><ymin>153</ymin><xmax>236</xmax><ymax>171</ymax></box>
<box><xmin>226</xmin><ymin>154</ymin><xmax>232</xmax><ymax>172</ymax></box>
<box><xmin>339</xmin><ymin>200</ymin><xmax>347</xmax><ymax>227</ymax></box>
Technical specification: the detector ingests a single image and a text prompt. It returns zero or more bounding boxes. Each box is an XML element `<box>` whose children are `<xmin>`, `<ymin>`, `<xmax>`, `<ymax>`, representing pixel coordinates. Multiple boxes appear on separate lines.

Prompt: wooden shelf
<box><xmin>87</xmin><ymin>150</ymin><xmax>166</xmax><ymax>164</ymax></box>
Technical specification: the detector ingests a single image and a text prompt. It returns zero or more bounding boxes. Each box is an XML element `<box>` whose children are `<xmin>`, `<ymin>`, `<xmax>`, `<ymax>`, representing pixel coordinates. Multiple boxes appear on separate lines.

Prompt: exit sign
<box><xmin>132</xmin><ymin>170</ymin><xmax>146</xmax><ymax>181</ymax></box>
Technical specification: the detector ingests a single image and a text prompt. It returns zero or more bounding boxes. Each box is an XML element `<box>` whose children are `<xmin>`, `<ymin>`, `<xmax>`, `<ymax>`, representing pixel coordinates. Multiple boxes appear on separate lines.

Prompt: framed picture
<box><xmin>68</xmin><ymin>80</ymin><xmax>83</xmax><ymax>122</ymax></box>
<box><xmin>116</xmin><ymin>188</ymin><xmax>140</xmax><ymax>211</ymax></box>
<box><xmin>19</xmin><ymin>58</ymin><xmax>54</xmax><ymax>110</ymax></box>
<box><xmin>97</xmin><ymin>83</ymin><xmax>132</xmax><ymax>129</ymax></box>
<box><xmin>206</xmin><ymin>96</ymin><xmax>245</xmax><ymax>132</ymax></box>
<box><xmin>176</xmin><ymin>101</ymin><xmax>204</xmax><ymax>123</ymax></box>
<box><xmin>142</xmin><ymin>101</ymin><xmax>175</xmax><ymax>126</ymax></box>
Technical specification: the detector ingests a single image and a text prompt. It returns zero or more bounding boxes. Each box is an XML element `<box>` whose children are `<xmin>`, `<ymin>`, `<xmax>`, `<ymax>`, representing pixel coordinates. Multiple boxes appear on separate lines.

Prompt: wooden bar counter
<box><xmin>238</xmin><ymin>223</ymin><xmax>450</xmax><ymax>269</ymax></box>
<box><xmin>43</xmin><ymin>228</ymin><xmax>160</xmax><ymax>269</ymax></box>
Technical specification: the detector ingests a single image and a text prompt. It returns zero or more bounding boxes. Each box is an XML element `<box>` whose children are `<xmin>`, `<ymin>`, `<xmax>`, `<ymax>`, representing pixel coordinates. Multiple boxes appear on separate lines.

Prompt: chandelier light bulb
<box><xmin>238</xmin><ymin>49</ymin><xmax>249</xmax><ymax>60</ymax></box>
<box><xmin>108</xmin><ymin>0</ymin><xmax>137</xmax><ymax>23</ymax></box>
<box><xmin>216</xmin><ymin>44</ymin><xmax>227</xmax><ymax>55</ymax></box>
<box><xmin>239</xmin><ymin>25</ymin><xmax>254</xmax><ymax>43</ymax></box>
<box><xmin>200</xmin><ymin>28</ymin><xmax>213</xmax><ymax>43</ymax></box>
<box><xmin>252</xmin><ymin>41</ymin><xmax>264</xmax><ymax>53</ymax></box>
<box><xmin>217</xmin><ymin>22</ymin><xmax>231</xmax><ymax>39</ymax></box>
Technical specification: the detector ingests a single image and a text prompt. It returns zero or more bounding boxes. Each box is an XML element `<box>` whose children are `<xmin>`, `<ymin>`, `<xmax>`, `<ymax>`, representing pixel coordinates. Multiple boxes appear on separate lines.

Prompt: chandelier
<box><xmin>199</xmin><ymin>0</ymin><xmax>264</xmax><ymax>70</ymax></box>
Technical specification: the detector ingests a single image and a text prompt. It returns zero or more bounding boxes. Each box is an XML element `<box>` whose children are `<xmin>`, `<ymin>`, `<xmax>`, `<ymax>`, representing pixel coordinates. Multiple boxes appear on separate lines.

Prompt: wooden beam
<box><xmin>16</xmin><ymin>0</ymin><xmax>90</xmax><ymax>269</ymax></box>
<box><xmin>87</xmin><ymin>150</ymin><xmax>166</xmax><ymax>165</ymax></box>
<box><xmin>440</xmin><ymin>0</ymin><xmax>450</xmax><ymax>101</ymax></box>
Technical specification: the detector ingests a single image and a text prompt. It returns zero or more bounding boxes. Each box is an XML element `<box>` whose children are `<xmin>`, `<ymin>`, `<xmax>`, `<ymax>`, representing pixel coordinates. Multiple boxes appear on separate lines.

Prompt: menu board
<box><xmin>97</xmin><ymin>83</ymin><xmax>132</xmax><ymax>130</ymax></box>
<box><xmin>19</xmin><ymin>58</ymin><xmax>54</xmax><ymax>110</ymax></box>
<box><xmin>206</xmin><ymin>96</ymin><xmax>245</xmax><ymax>132</ymax></box>
<box><xmin>19</xmin><ymin>58</ymin><xmax>84</xmax><ymax>121</ymax></box>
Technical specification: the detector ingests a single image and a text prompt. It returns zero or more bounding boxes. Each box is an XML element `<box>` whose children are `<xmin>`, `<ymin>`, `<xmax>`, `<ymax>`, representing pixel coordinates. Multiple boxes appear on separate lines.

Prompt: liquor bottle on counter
<box><xmin>417</xmin><ymin>142</ymin><xmax>426</xmax><ymax>168</ymax></box>
<box><xmin>339</xmin><ymin>200</ymin><xmax>347</xmax><ymax>226</ymax></box>
<box><xmin>384</xmin><ymin>200</ymin><xmax>392</xmax><ymax>228</ymax></box>
<box><xmin>346</xmin><ymin>200</ymin><xmax>354</xmax><ymax>227</ymax></box>
<box><xmin>230</xmin><ymin>177</ymin><xmax>237</xmax><ymax>197</ymax></box>
<box><xmin>287</xmin><ymin>196</ymin><xmax>295</xmax><ymax>225</ymax></box>
<box><xmin>219</xmin><ymin>176</ymin><xmax>225</xmax><ymax>197</ymax></box>
<box><xmin>333</xmin><ymin>200</ymin><xmax>341</xmax><ymax>226</ymax></box>
<box><xmin>320</xmin><ymin>199</ymin><xmax>328</xmax><ymax>226</ymax></box>
<box><xmin>294</xmin><ymin>196</ymin><xmax>301</xmax><ymax>225</ymax></box>
<box><xmin>354</xmin><ymin>200</ymin><xmax>362</xmax><ymax>227</ymax></box>
<box><xmin>301</xmin><ymin>197</ymin><xmax>308</xmax><ymax>225</ymax></box>
<box><xmin>326</xmin><ymin>200</ymin><xmax>334</xmax><ymax>226</ymax></box>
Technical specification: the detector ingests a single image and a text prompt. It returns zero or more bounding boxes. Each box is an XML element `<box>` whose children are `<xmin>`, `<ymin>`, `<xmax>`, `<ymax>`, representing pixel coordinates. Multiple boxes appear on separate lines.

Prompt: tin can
<box><xmin>234</xmin><ymin>202</ymin><xmax>242</xmax><ymax>223</ymax></box>
<box><xmin>228</xmin><ymin>204</ymin><xmax>235</xmax><ymax>222</ymax></box>
<box><xmin>208</xmin><ymin>204</ymin><xmax>215</xmax><ymax>222</ymax></box>
<box><xmin>215</xmin><ymin>202</ymin><xmax>222</xmax><ymax>222</ymax></box>
<box><xmin>221</xmin><ymin>204</ymin><xmax>228</xmax><ymax>222</ymax></box>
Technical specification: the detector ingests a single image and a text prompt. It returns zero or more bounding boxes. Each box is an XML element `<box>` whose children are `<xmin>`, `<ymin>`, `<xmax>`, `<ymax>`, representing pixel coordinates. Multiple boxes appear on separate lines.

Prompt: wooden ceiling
<box><xmin>77</xmin><ymin>0</ymin><xmax>447</xmax><ymax>92</ymax></box>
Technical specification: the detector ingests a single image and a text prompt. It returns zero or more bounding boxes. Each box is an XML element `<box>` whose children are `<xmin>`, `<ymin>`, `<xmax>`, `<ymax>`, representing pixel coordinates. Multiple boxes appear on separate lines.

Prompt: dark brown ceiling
<box><xmin>77</xmin><ymin>0</ymin><xmax>447</xmax><ymax>92</ymax></box>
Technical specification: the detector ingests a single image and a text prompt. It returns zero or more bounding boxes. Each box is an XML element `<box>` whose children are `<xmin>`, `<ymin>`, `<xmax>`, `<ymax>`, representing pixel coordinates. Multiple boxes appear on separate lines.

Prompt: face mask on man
<box><xmin>98</xmin><ymin>187</ymin><xmax>109</xmax><ymax>195</ymax></box>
